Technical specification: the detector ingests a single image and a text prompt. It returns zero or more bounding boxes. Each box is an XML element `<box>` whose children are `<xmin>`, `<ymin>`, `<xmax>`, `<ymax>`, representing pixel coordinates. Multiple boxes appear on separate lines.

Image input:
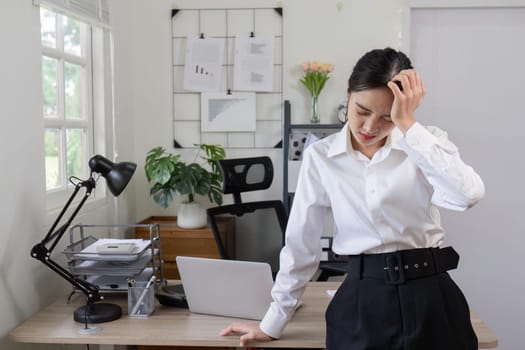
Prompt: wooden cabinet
<box><xmin>135</xmin><ymin>216</ymin><xmax>235</xmax><ymax>279</ymax></box>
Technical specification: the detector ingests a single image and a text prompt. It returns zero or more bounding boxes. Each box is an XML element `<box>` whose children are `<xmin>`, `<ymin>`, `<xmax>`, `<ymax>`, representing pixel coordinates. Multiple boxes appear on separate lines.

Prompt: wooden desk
<box><xmin>9</xmin><ymin>282</ymin><xmax>497</xmax><ymax>348</ymax></box>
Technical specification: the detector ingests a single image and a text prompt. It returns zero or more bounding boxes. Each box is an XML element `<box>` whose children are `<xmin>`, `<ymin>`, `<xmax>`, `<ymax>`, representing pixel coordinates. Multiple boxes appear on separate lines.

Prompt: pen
<box><xmin>144</xmin><ymin>275</ymin><xmax>156</xmax><ymax>289</ymax></box>
<box><xmin>130</xmin><ymin>275</ymin><xmax>156</xmax><ymax>316</ymax></box>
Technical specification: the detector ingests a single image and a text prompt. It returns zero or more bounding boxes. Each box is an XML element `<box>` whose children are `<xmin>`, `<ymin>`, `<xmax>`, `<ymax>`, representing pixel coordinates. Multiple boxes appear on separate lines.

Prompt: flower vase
<box><xmin>311</xmin><ymin>95</ymin><xmax>320</xmax><ymax>123</ymax></box>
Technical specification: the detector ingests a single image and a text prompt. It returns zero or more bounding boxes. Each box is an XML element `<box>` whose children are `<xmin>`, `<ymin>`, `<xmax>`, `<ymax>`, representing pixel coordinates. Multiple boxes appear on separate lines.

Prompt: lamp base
<box><xmin>74</xmin><ymin>302</ymin><xmax>122</xmax><ymax>323</ymax></box>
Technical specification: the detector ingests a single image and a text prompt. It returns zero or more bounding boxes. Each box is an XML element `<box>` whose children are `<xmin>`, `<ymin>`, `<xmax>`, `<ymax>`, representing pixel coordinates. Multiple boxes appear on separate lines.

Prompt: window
<box><xmin>40</xmin><ymin>6</ymin><xmax>109</xmax><ymax>209</ymax></box>
<box><xmin>41</xmin><ymin>7</ymin><xmax>91</xmax><ymax>190</ymax></box>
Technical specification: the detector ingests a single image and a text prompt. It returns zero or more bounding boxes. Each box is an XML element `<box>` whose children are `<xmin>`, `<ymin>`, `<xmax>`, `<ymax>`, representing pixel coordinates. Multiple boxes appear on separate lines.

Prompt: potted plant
<box><xmin>144</xmin><ymin>144</ymin><xmax>225</xmax><ymax>228</ymax></box>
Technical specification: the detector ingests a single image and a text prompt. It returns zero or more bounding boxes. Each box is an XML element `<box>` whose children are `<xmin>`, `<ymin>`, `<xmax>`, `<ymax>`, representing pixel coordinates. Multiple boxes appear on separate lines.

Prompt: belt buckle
<box><xmin>382</xmin><ymin>251</ymin><xmax>406</xmax><ymax>285</ymax></box>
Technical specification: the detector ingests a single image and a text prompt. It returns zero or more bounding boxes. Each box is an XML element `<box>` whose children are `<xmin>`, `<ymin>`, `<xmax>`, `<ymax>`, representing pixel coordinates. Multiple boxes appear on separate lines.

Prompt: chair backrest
<box><xmin>218</xmin><ymin>157</ymin><xmax>274</xmax><ymax>204</ymax></box>
<box><xmin>207</xmin><ymin>156</ymin><xmax>287</xmax><ymax>271</ymax></box>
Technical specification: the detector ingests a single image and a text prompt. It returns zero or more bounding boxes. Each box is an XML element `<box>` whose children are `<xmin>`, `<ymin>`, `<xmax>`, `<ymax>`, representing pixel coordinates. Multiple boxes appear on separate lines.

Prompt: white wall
<box><xmin>0</xmin><ymin>1</ymin><xmax>123</xmax><ymax>349</ymax></box>
<box><xmin>110</xmin><ymin>0</ymin><xmax>137</xmax><ymax>228</ymax></box>
<box><xmin>0</xmin><ymin>2</ymin><xmax>51</xmax><ymax>349</ymax></box>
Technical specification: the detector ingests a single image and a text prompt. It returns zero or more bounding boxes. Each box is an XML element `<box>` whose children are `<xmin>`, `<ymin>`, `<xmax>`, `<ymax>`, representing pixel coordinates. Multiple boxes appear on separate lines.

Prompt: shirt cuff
<box><xmin>259</xmin><ymin>303</ymin><xmax>290</xmax><ymax>339</ymax></box>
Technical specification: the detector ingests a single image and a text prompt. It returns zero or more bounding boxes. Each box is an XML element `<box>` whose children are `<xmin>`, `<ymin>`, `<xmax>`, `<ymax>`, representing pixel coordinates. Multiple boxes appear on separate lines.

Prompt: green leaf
<box><xmin>144</xmin><ymin>143</ymin><xmax>226</xmax><ymax>207</ymax></box>
<box><xmin>300</xmin><ymin>71</ymin><xmax>330</xmax><ymax>97</ymax></box>
<box><xmin>152</xmin><ymin>188</ymin><xmax>173</xmax><ymax>208</ymax></box>
<box><xmin>208</xmin><ymin>186</ymin><xmax>223</xmax><ymax>205</ymax></box>
<box><xmin>144</xmin><ymin>147</ymin><xmax>180</xmax><ymax>184</ymax></box>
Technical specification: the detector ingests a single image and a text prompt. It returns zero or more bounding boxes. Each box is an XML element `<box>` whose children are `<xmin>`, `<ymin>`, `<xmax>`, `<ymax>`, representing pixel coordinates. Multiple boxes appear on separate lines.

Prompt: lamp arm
<box><xmin>33</xmin><ymin>249</ymin><xmax>103</xmax><ymax>304</ymax></box>
<box><xmin>42</xmin><ymin>177</ymin><xmax>95</xmax><ymax>245</ymax></box>
<box><xmin>31</xmin><ymin>176</ymin><xmax>103</xmax><ymax>305</ymax></box>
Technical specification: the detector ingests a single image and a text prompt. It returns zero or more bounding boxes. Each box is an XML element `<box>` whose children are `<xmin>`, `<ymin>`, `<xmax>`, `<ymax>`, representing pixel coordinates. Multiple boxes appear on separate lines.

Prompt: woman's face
<box><xmin>346</xmin><ymin>87</ymin><xmax>395</xmax><ymax>158</ymax></box>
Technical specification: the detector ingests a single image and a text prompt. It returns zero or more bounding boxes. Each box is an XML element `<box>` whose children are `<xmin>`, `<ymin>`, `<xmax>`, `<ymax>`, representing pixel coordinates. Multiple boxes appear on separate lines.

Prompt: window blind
<box><xmin>34</xmin><ymin>0</ymin><xmax>110</xmax><ymax>28</ymax></box>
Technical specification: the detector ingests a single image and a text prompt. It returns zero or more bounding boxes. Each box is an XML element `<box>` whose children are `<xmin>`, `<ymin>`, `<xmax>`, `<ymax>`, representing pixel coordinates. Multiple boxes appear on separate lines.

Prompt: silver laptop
<box><xmin>175</xmin><ymin>256</ymin><xmax>274</xmax><ymax>320</ymax></box>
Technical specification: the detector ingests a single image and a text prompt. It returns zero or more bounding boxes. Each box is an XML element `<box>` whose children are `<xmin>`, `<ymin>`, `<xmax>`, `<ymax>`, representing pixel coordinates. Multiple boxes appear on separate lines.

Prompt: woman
<box><xmin>220</xmin><ymin>48</ymin><xmax>485</xmax><ymax>350</ymax></box>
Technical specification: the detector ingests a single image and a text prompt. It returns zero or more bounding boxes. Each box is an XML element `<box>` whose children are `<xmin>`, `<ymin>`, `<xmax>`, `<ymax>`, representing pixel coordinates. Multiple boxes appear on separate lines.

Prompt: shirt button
<box><xmin>369</xmin><ymin>188</ymin><xmax>375</xmax><ymax>194</ymax></box>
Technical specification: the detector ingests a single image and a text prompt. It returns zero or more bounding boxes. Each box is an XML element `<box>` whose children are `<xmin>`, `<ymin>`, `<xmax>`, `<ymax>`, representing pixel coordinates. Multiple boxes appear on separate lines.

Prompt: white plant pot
<box><xmin>177</xmin><ymin>202</ymin><xmax>207</xmax><ymax>229</ymax></box>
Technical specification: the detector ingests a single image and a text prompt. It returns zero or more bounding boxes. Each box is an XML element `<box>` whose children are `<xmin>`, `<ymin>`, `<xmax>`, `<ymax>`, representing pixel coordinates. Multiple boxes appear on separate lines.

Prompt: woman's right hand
<box><xmin>220</xmin><ymin>322</ymin><xmax>273</xmax><ymax>347</ymax></box>
<box><xmin>387</xmin><ymin>69</ymin><xmax>426</xmax><ymax>134</ymax></box>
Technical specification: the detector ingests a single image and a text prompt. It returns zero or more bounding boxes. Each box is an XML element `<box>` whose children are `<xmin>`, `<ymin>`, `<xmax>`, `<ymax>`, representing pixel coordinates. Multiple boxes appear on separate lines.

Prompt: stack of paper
<box><xmin>72</xmin><ymin>238</ymin><xmax>150</xmax><ymax>262</ymax></box>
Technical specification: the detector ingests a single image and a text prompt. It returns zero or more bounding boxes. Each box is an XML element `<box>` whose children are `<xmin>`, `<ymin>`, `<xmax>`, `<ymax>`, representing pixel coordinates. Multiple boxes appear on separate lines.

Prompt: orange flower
<box><xmin>302</xmin><ymin>61</ymin><xmax>310</xmax><ymax>71</ymax></box>
<box><xmin>299</xmin><ymin>60</ymin><xmax>334</xmax><ymax>97</ymax></box>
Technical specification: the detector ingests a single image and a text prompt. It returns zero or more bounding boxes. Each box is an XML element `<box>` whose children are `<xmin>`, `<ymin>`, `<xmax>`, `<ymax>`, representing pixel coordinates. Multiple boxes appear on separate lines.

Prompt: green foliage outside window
<box><xmin>41</xmin><ymin>8</ymin><xmax>88</xmax><ymax>191</ymax></box>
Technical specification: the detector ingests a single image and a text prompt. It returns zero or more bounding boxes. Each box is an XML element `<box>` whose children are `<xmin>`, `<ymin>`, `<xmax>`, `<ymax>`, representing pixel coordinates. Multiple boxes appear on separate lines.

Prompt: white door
<box><xmin>410</xmin><ymin>7</ymin><xmax>525</xmax><ymax>349</ymax></box>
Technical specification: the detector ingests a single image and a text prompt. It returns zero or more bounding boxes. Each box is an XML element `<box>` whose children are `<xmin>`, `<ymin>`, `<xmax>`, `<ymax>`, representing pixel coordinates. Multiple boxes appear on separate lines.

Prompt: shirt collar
<box><xmin>327</xmin><ymin>124</ymin><xmax>405</xmax><ymax>158</ymax></box>
<box><xmin>327</xmin><ymin>123</ymin><xmax>349</xmax><ymax>157</ymax></box>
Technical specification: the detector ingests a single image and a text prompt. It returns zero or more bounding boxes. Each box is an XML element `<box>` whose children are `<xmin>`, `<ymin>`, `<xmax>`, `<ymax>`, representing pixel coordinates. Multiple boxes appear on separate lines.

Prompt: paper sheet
<box><xmin>233</xmin><ymin>35</ymin><xmax>274</xmax><ymax>92</ymax></box>
<box><xmin>72</xmin><ymin>239</ymin><xmax>150</xmax><ymax>261</ymax></box>
<box><xmin>201</xmin><ymin>92</ymin><xmax>256</xmax><ymax>132</ymax></box>
<box><xmin>184</xmin><ymin>37</ymin><xmax>225</xmax><ymax>92</ymax></box>
<box><xmin>69</xmin><ymin>250</ymin><xmax>155</xmax><ymax>275</ymax></box>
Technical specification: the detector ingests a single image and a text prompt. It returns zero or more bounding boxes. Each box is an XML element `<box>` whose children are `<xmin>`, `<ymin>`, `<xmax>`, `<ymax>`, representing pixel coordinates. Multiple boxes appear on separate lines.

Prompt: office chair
<box><xmin>208</xmin><ymin>156</ymin><xmax>346</xmax><ymax>283</ymax></box>
<box><xmin>207</xmin><ymin>157</ymin><xmax>288</xmax><ymax>269</ymax></box>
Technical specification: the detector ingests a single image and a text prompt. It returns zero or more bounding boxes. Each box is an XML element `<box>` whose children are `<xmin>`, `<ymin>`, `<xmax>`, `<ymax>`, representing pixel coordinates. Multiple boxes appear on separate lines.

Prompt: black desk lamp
<box><xmin>31</xmin><ymin>155</ymin><xmax>136</xmax><ymax>325</ymax></box>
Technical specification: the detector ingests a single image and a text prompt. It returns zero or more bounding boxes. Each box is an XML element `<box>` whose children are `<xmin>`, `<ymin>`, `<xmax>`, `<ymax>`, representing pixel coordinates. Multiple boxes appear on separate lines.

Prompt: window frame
<box><xmin>41</xmin><ymin>7</ymin><xmax>109</xmax><ymax>211</ymax></box>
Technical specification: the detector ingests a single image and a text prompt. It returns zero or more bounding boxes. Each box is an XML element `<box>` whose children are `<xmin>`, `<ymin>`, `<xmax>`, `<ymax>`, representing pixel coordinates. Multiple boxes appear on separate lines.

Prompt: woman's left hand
<box><xmin>220</xmin><ymin>321</ymin><xmax>273</xmax><ymax>347</ymax></box>
<box><xmin>387</xmin><ymin>69</ymin><xmax>426</xmax><ymax>133</ymax></box>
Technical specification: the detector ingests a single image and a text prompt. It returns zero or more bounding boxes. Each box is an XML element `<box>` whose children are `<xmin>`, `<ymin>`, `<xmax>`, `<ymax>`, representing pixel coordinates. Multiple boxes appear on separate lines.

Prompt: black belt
<box><xmin>346</xmin><ymin>247</ymin><xmax>459</xmax><ymax>285</ymax></box>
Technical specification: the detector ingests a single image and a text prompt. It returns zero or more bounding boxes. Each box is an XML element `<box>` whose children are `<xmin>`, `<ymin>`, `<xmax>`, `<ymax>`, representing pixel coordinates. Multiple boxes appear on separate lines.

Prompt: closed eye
<box><xmin>355</xmin><ymin>102</ymin><xmax>372</xmax><ymax>116</ymax></box>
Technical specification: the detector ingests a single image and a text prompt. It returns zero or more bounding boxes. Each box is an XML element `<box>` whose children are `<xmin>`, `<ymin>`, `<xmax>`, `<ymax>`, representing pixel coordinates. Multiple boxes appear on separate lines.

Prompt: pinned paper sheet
<box><xmin>201</xmin><ymin>92</ymin><xmax>256</xmax><ymax>132</ymax></box>
<box><xmin>183</xmin><ymin>37</ymin><xmax>225</xmax><ymax>92</ymax></box>
<box><xmin>233</xmin><ymin>35</ymin><xmax>274</xmax><ymax>92</ymax></box>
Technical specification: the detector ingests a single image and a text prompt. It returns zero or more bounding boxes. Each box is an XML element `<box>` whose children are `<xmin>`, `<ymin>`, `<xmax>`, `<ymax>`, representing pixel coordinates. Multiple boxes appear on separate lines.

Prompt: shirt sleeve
<box><xmin>260</xmin><ymin>146</ymin><xmax>330</xmax><ymax>338</ymax></box>
<box><xmin>397</xmin><ymin>122</ymin><xmax>485</xmax><ymax>211</ymax></box>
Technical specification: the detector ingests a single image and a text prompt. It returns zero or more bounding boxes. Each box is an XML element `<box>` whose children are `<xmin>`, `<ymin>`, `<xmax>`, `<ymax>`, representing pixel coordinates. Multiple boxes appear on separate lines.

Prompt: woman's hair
<box><xmin>348</xmin><ymin>48</ymin><xmax>413</xmax><ymax>93</ymax></box>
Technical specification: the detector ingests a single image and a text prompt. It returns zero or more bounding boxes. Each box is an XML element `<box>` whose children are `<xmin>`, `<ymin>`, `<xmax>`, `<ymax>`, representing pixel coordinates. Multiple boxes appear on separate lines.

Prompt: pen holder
<box><xmin>128</xmin><ymin>281</ymin><xmax>155</xmax><ymax>317</ymax></box>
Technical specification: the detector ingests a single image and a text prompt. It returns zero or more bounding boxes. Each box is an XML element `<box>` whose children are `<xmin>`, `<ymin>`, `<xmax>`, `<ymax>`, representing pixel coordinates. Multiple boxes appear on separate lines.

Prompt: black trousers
<box><xmin>325</xmin><ymin>248</ymin><xmax>478</xmax><ymax>350</ymax></box>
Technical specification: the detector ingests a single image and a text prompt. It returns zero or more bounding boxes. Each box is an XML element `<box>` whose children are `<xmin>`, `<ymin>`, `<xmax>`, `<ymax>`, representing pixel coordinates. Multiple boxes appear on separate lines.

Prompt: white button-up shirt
<box><xmin>260</xmin><ymin>122</ymin><xmax>485</xmax><ymax>338</ymax></box>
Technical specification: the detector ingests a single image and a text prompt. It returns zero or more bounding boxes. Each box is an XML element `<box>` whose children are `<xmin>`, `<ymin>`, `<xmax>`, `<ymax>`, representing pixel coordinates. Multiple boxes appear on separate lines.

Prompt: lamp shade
<box><xmin>89</xmin><ymin>155</ymin><xmax>137</xmax><ymax>196</ymax></box>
